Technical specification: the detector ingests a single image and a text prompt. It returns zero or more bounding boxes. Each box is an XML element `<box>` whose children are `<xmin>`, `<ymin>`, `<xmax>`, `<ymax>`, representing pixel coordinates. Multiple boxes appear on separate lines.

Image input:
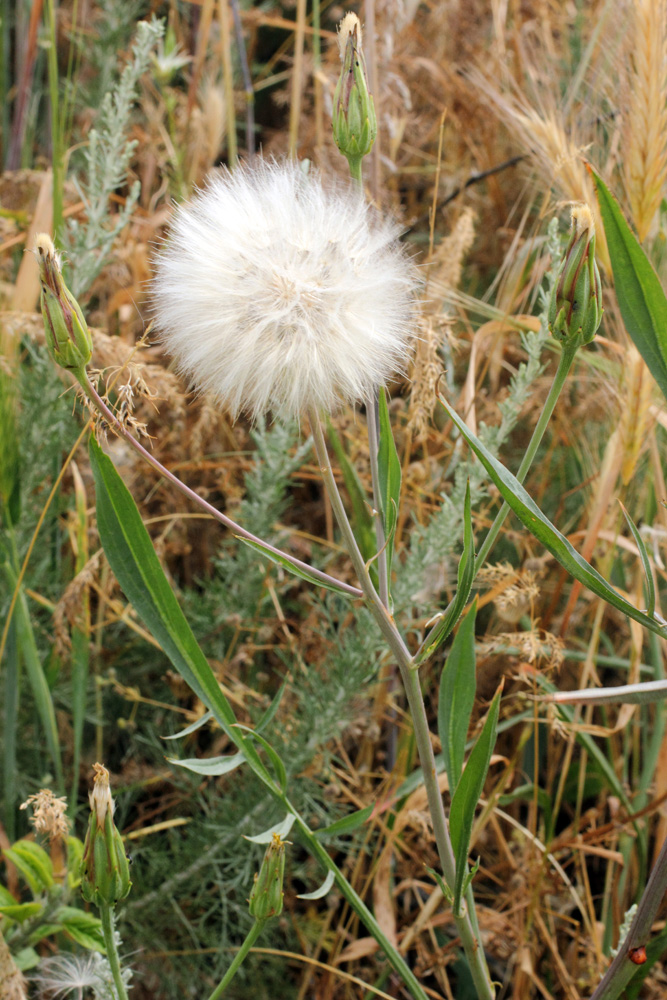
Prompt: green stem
<box><xmin>309</xmin><ymin>408</ymin><xmax>494</xmax><ymax>1000</ymax></box>
<box><xmin>45</xmin><ymin>0</ymin><xmax>63</xmax><ymax>241</ymax></box>
<box><xmin>474</xmin><ymin>342</ymin><xmax>578</xmax><ymax>574</ymax></box>
<box><xmin>367</xmin><ymin>392</ymin><xmax>389</xmax><ymax>607</ymax></box>
<box><xmin>208</xmin><ymin>920</ymin><xmax>265</xmax><ymax>1000</ymax></box>
<box><xmin>590</xmin><ymin>832</ymin><xmax>667</xmax><ymax>1000</ymax></box>
<box><xmin>100</xmin><ymin>904</ymin><xmax>129</xmax><ymax>1000</ymax></box>
<box><xmin>347</xmin><ymin>155</ymin><xmax>363</xmax><ymax>186</ymax></box>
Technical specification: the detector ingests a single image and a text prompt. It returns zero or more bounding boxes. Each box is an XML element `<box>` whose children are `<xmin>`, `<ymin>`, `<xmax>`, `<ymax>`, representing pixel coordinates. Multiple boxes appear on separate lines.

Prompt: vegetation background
<box><xmin>2</xmin><ymin>0</ymin><xmax>667</xmax><ymax>997</ymax></box>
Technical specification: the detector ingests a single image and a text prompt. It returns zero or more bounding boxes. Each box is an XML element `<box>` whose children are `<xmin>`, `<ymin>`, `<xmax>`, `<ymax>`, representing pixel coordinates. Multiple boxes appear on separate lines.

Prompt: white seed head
<box><xmin>152</xmin><ymin>159</ymin><xmax>418</xmax><ymax>420</ymax></box>
<box><xmin>337</xmin><ymin>12</ymin><xmax>362</xmax><ymax>60</ymax></box>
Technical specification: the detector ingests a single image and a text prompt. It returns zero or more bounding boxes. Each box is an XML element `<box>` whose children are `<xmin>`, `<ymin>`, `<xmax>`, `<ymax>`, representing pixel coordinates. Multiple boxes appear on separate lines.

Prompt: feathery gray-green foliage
<box><xmin>65</xmin><ymin>17</ymin><xmax>164</xmax><ymax>297</ymax></box>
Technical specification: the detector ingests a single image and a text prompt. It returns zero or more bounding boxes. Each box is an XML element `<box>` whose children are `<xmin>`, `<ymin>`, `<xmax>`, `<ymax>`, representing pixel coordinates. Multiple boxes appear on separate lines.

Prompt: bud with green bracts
<box><xmin>248</xmin><ymin>832</ymin><xmax>286</xmax><ymax>922</ymax></box>
<box><xmin>332</xmin><ymin>13</ymin><xmax>377</xmax><ymax>172</ymax></box>
<box><xmin>35</xmin><ymin>233</ymin><xmax>92</xmax><ymax>375</ymax></box>
<box><xmin>80</xmin><ymin>764</ymin><xmax>131</xmax><ymax>908</ymax></box>
<box><xmin>548</xmin><ymin>205</ymin><xmax>603</xmax><ymax>349</ymax></box>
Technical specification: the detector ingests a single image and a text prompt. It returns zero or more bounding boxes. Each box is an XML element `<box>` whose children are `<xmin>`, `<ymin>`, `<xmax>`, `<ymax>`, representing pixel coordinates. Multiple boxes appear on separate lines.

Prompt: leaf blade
<box><xmin>438</xmin><ymin>599</ymin><xmax>478</xmax><ymax>792</ymax></box>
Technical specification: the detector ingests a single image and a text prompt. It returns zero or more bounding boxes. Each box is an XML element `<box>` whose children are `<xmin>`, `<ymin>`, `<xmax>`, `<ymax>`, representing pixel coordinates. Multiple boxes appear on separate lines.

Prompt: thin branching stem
<box><xmin>308</xmin><ymin>407</ymin><xmax>494</xmax><ymax>1000</ymax></box>
<box><xmin>80</xmin><ymin>376</ymin><xmax>362</xmax><ymax>598</ymax></box>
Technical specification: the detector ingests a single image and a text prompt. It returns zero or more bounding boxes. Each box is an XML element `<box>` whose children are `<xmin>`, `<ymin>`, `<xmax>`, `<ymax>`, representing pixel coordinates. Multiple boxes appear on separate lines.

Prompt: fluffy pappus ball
<box><xmin>152</xmin><ymin>159</ymin><xmax>418</xmax><ymax>420</ymax></box>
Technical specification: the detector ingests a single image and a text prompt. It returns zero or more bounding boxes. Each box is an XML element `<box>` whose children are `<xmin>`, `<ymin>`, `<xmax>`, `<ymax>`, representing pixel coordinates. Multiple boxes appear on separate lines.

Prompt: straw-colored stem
<box><xmin>219</xmin><ymin>0</ymin><xmax>237</xmax><ymax>166</ymax></box>
<box><xmin>288</xmin><ymin>0</ymin><xmax>307</xmax><ymax>157</ymax></box>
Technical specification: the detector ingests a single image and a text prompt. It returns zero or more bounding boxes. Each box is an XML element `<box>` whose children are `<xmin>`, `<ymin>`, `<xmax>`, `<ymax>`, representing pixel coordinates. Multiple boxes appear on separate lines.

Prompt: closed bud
<box><xmin>80</xmin><ymin>764</ymin><xmax>132</xmax><ymax>908</ymax></box>
<box><xmin>248</xmin><ymin>832</ymin><xmax>286</xmax><ymax>922</ymax></box>
<box><xmin>332</xmin><ymin>14</ymin><xmax>377</xmax><ymax>173</ymax></box>
<box><xmin>35</xmin><ymin>233</ymin><xmax>92</xmax><ymax>375</ymax></box>
<box><xmin>548</xmin><ymin>205</ymin><xmax>602</xmax><ymax>348</ymax></box>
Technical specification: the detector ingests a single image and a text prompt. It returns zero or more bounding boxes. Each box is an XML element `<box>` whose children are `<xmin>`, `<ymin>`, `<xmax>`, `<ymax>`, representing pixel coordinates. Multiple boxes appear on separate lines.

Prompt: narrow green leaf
<box><xmin>439</xmin><ymin>396</ymin><xmax>667</xmax><ymax>641</ymax></box>
<box><xmin>449</xmin><ymin>683</ymin><xmax>502</xmax><ymax>914</ymax></box>
<box><xmin>0</xmin><ymin>903</ymin><xmax>43</xmax><ymax>922</ymax></box>
<box><xmin>297</xmin><ymin>869</ymin><xmax>335</xmax><ymax>900</ymax></box>
<box><xmin>416</xmin><ymin>481</ymin><xmax>476</xmax><ymax>665</ymax></box>
<box><xmin>3</xmin><ymin>563</ymin><xmax>63</xmax><ymax>789</ymax></box>
<box><xmin>327</xmin><ymin>421</ymin><xmax>376</xmax><ymax>566</ymax></box>
<box><xmin>591</xmin><ymin>167</ymin><xmax>667</xmax><ymax>403</ymax></box>
<box><xmin>425</xmin><ymin>865</ymin><xmax>453</xmax><ymax>904</ymax></box>
<box><xmin>66</xmin><ymin>837</ymin><xmax>84</xmax><ymax>890</ymax></box>
<box><xmin>438</xmin><ymin>599</ymin><xmax>477</xmax><ymax>792</ymax></box>
<box><xmin>255</xmin><ymin>678</ymin><xmax>288</xmax><ymax>734</ymax></box>
<box><xmin>315</xmin><ymin>805</ymin><xmax>373</xmax><ymax>839</ymax></box>
<box><xmin>88</xmin><ymin>437</ymin><xmax>268</xmax><ymax>781</ymax></box>
<box><xmin>169</xmin><ymin>753</ymin><xmax>246</xmax><ymax>776</ymax></box>
<box><xmin>235</xmin><ymin>535</ymin><xmax>357</xmax><ymax>598</ymax></box>
<box><xmin>0</xmin><ymin>886</ymin><xmax>16</xmax><ymax>906</ymax></box>
<box><xmin>162</xmin><ymin>711</ymin><xmax>213</xmax><ymax>741</ymax></box>
<box><xmin>377</xmin><ymin>387</ymin><xmax>402</xmax><ymax>579</ymax></box>
<box><xmin>233</xmin><ymin>724</ymin><xmax>288</xmax><ymax>792</ymax></box>
<box><xmin>619</xmin><ymin>501</ymin><xmax>655</xmax><ymax>618</ymax></box>
<box><xmin>3</xmin><ymin>841</ymin><xmax>54</xmax><ymax>895</ymax></box>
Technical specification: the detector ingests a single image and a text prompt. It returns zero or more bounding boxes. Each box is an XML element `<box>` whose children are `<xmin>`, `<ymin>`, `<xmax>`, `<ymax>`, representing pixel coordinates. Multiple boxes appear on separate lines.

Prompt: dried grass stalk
<box><xmin>624</xmin><ymin>0</ymin><xmax>667</xmax><ymax>242</ymax></box>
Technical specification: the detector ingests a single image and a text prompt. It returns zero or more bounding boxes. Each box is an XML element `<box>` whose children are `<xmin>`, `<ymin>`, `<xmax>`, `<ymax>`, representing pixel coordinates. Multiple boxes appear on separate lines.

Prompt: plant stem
<box><xmin>590</xmin><ymin>832</ymin><xmax>667</xmax><ymax>1000</ymax></box>
<box><xmin>367</xmin><ymin>392</ymin><xmax>389</xmax><ymax>607</ymax></box>
<box><xmin>78</xmin><ymin>375</ymin><xmax>362</xmax><ymax>598</ymax></box>
<box><xmin>100</xmin><ymin>904</ymin><xmax>129</xmax><ymax>1000</ymax></box>
<box><xmin>308</xmin><ymin>407</ymin><xmax>494</xmax><ymax>1000</ymax></box>
<box><xmin>208</xmin><ymin>920</ymin><xmax>265</xmax><ymax>1000</ymax></box>
<box><xmin>474</xmin><ymin>341</ymin><xmax>578</xmax><ymax>574</ymax></box>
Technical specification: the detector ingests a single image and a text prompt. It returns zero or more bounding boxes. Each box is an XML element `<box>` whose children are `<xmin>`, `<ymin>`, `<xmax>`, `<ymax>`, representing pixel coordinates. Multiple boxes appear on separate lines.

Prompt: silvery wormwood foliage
<box><xmin>65</xmin><ymin>17</ymin><xmax>164</xmax><ymax>297</ymax></box>
<box><xmin>152</xmin><ymin>158</ymin><xmax>418</xmax><ymax>420</ymax></box>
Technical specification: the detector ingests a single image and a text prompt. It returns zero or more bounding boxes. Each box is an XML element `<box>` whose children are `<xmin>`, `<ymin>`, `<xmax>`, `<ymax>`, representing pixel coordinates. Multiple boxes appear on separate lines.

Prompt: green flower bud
<box><xmin>548</xmin><ymin>205</ymin><xmax>603</xmax><ymax>349</ymax></box>
<box><xmin>80</xmin><ymin>763</ymin><xmax>132</xmax><ymax>908</ymax></box>
<box><xmin>35</xmin><ymin>233</ymin><xmax>92</xmax><ymax>375</ymax></box>
<box><xmin>248</xmin><ymin>832</ymin><xmax>286</xmax><ymax>922</ymax></box>
<box><xmin>332</xmin><ymin>14</ymin><xmax>377</xmax><ymax>174</ymax></box>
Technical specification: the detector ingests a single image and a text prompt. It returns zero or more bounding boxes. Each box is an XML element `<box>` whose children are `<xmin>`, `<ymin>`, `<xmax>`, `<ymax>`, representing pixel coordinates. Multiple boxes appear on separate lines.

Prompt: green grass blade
<box><xmin>449</xmin><ymin>682</ymin><xmax>502</xmax><ymax>913</ymax></box>
<box><xmin>591</xmin><ymin>166</ymin><xmax>667</xmax><ymax>402</ymax></box>
<box><xmin>438</xmin><ymin>599</ymin><xmax>477</xmax><ymax>792</ymax></box>
<box><xmin>327</xmin><ymin>421</ymin><xmax>376</xmax><ymax>566</ymax></box>
<box><xmin>3</xmin><ymin>562</ymin><xmax>63</xmax><ymax>790</ymax></box>
<box><xmin>619</xmin><ymin>500</ymin><xmax>655</xmax><ymax>618</ymax></box>
<box><xmin>3</xmin><ymin>616</ymin><xmax>19</xmax><ymax>841</ymax></box>
<box><xmin>439</xmin><ymin>394</ymin><xmax>667</xmax><ymax>640</ymax></box>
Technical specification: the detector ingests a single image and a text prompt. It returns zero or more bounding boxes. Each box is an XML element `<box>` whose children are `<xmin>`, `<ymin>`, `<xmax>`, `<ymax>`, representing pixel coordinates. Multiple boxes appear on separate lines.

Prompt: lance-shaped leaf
<box><xmin>619</xmin><ymin>501</ymin><xmax>655</xmax><ymax>619</ymax></box>
<box><xmin>449</xmin><ymin>682</ymin><xmax>502</xmax><ymax>914</ymax></box>
<box><xmin>438</xmin><ymin>396</ymin><xmax>667</xmax><ymax>641</ymax></box>
<box><xmin>89</xmin><ymin>437</ymin><xmax>267</xmax><ymax>779</ymax></box>
<box><xmin>590</xmin><ymin>166</ymin><xmax>667</xmax><ymax>404</ymax></box>
<box><xmin>438</xmin><ymin>599</ymin><xmax>478</xmax><ymax>793</ymax></box>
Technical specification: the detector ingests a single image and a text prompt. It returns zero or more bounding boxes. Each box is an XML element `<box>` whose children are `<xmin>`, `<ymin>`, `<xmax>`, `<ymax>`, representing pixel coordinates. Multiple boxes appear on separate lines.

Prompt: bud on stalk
<box><xmin>248</xmin><ymin>832</ymin><xmax>286</xmax><ymax>922</ymax></box>
<box><xmin>332</xmin><ymin>14</ymin><xmax>377</xmax><ymax>176</ymax></box>
<box><xmin>35</xmin><ymin>233</ymin><xmax>92</xmax><ymax>376</ymax></box>
<box><xmin>548</xmin><ymin>205</ymin><xmax>602</xmax><ymax>349</ymax></box>
<box><xmin>80</xmin><ymin>764</ymin><xmax>132</xmax><ymax>909</ymax></box>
